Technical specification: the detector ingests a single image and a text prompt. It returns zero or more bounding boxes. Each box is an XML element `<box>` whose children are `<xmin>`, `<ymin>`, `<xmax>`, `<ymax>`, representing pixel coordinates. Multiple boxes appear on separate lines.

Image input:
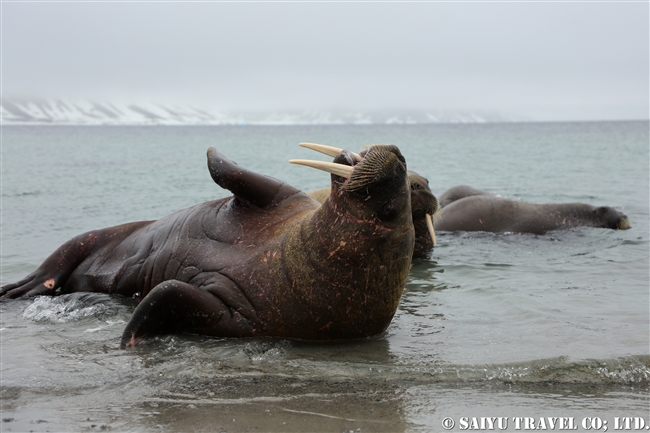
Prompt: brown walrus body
<box><xmin>436</xmin><ymin>185</ymin><xmax>631</xmax><ymax>234</ymax></box>
<box><xmin>308</xmin><ymin>171</ymin><xmax>439</xmax><ymax>258</ymax></box>
<box><xmin>1</xmin><ymin>145</ymin><xmax>414</xmax><ymax>348</ymax></box>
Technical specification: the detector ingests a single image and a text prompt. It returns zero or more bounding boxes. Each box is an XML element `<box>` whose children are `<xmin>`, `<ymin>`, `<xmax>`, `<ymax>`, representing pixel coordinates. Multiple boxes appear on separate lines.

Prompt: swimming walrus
<box><xmin>1</xmin><ymin>144</ymin><xmax>414</xmax><ymax>348</ymax></box>
<box><xmin>435</xmin><ymin>185</ymin><xmax>631</xmax><ymax>234</ymax></box>
<box><xmin>301</xmin><ymin>143</ymin><xmax>440</xmax><ymax>258</ymax></box>
<box><xmin>437</xmin><ymin>184</ymin><xmax>491</xmax><ymax>209</ymax></box>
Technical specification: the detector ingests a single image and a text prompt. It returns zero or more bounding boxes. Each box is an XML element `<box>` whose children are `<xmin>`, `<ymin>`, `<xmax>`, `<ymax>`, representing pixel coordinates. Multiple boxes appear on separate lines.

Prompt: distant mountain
<box><xmin>1</xmin><ymin>98</ymin><xmax>523</xmax><ymax>125</ymax></box>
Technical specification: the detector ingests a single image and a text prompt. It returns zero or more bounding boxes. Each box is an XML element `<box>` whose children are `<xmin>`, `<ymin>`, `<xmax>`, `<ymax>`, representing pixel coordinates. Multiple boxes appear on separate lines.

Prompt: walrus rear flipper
<box><xmin>0</xmin><ymin>234</ymin><xmax>98</xmax><ymax>299</ymax></box>
<box><xmin>120</xmin><ymin>279</ymin><xmax>255</xmax><ymax>348</ymax></box>
<box><xmin>1</xmin><ymin>221</ymin><xmax>150</xmax><ymax>300</ymax></box>
<box><xmin>207</xmin><ymin>147</ymin><xmax>300</xmax><ymax>209</ymax></box>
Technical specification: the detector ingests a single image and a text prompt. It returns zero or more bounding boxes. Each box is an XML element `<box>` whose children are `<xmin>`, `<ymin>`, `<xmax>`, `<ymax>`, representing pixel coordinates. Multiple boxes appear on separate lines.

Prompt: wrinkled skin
<box><xmin>308</xmin><ymin>171</ymin><xmax>439</xmax><ymax>258</ymax></box>
<box><xmin>435</xmin><ymin>185</ymin><xmax>631</xmax><ymax>234</ymax></box>
<box><xmin>2</xmin><ymin>145</ymin><xmax>414</xmax><ymax>348</ymax></box>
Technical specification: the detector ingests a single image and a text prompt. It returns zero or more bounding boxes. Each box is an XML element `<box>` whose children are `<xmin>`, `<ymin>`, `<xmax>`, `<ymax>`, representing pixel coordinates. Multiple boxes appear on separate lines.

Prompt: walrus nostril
<box><xmin>332</xmin><ymin>149</ymin><xmax>359</xmax><ymax>167</ymax></box>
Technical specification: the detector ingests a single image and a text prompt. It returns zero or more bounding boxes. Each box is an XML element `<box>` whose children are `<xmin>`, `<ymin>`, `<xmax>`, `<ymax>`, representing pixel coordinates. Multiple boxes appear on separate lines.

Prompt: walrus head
<box><xmin>293</xmin><ymin>143</ymin><xmax>439</xmax><ymax>256</ymax></box>
<box><xmin>292</xmin><ymin>144</ymin><xmax>412</xmax><ymax>229</ymax></box>
<box><xmin>408</xmin><ymin>171</ymin><xmax>440</xmax><ymax>257</ymax></box>
<box><xmin>288</xmin><ymin>143</ymin><xmax>414</xmax><ymax>338</ymax></box>
<box><xmin>594</xmin><ymin>206</ymin><xmax>631</xmax><ymax>230</ymax></box>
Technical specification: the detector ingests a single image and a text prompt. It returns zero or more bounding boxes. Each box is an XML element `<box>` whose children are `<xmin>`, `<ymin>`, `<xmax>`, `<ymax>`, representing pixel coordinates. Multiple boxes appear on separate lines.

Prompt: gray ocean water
<box><xmin>1</xmin><ymin>122</ymin><xmax>648</xmax><ymax>432</ymax></box>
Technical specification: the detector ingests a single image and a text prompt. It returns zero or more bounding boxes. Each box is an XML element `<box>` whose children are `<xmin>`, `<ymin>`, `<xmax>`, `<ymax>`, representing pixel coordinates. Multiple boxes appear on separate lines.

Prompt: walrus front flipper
<box><xmin>120</xmin><ymin>280</ymin><xmax>255</xmax><ymax>348</ymax></box>
<box><xmin>207</xmin><ymin>147</ymin><xmax>300</xmax><ymax>209</ymax></box>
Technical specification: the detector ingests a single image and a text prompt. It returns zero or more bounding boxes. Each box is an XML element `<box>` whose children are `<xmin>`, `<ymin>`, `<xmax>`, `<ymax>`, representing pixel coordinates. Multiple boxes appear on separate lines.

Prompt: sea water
<box><xmin>1</xmin><ymin>122</ymin><xmax>648</xmax><ymax>432</ymax></box>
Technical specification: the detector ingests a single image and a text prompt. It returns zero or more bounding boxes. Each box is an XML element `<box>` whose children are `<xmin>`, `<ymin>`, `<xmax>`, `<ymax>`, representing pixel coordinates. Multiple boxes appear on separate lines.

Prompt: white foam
<box><xmin>22</xmin><ymin>295</ymin><xmax>113</xmax><ymax>323</ymax></box>
<box><xmin>85</xmin><ymin>319</ymin><xmax>126</xmax><ymax>333</ymax></box>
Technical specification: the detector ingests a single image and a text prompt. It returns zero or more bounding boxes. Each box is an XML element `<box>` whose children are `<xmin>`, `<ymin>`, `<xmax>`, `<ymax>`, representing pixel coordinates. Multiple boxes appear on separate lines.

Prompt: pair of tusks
<box><xmin>290</xmin><ymin>142</ymin><xmax>436</xmax><ymax>247</ymax></box>
<box><xmin>289</xmin><ymin>143</ymin><xmax>360</xmax><ymax>178</ymax></box>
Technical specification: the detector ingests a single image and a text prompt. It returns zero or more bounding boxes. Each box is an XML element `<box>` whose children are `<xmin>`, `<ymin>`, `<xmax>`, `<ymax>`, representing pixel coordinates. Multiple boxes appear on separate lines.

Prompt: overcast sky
<box><xmin>3</xmin><ymin>2</ymin><xmax>648</xmax><ymax>121</ymax></box>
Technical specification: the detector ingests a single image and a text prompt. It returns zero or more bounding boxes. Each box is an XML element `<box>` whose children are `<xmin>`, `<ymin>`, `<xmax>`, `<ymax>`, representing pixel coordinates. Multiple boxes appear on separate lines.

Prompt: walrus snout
<box><xmin>407</xmin><ymin>171</ymin><xmax>440</xmax><ymax>248</ymax></box>
<box><xmin>594</xmin><ymin>206</ymin><xmax>632</xmax><ymax>230</ymax></box>
<box><xmin>343</xmin><ymin>144</ymin><xmax>407</xmax><ymax>192</ymax></box>
<box><xmin>616</xmin><ymin>215</ymin><xmax>631</xmax><ymax>230</ymax></box>
<box><xmin>290</xmin><ymin>143</ymin><xmax>408</xmax><ymax>193</ymax></box>
<box><xmin>410</xmin><ymin>184</ymin><xmax>440</xmax><ymax>218</ymax></box>
<box><xmin>411</xmin><ymin>190</ymin><xmax>440</xmax><ymax>248</ymax></box>
<box><xmin>359</xmin><ymin>144</ymin><xmax>406</xmax><ymax>164</ymax></box>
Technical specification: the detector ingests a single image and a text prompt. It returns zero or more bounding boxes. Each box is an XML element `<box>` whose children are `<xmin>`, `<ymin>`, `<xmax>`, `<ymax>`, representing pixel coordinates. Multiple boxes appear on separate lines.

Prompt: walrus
<box><xmin>301</xmin><ymin>143</ymin><xmax>440</xmax><ymax>258</ymax></box>
<box><xmin>435</xmin><ymin>185</ymin><xmax>631</xmax><ymax>234</ymax></box>
<box><xmin>1</xmin><ymin>144</ymin><xmax>414</xmax><ymax>348</ymax></box>
<box><xmin>437</xmin><ymin>184</ymin><xmax>492</xmax><ymax>208</ymax></box>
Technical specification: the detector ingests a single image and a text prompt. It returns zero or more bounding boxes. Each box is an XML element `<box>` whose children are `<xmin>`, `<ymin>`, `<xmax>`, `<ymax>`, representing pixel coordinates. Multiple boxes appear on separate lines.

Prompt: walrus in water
<box><xmin>1</xmin><ymin>145</ymin><xmax>414</xmax><ymax>348</ymax></box>
<box><xmin>435</xmin><ymin>185</ymin><xmax>631</xmax><ymax>234</ymax></box>
<box><xmin>301</xmin><ymin>143</ymin><xmax>440</xmax><ymax>258</ymax></box>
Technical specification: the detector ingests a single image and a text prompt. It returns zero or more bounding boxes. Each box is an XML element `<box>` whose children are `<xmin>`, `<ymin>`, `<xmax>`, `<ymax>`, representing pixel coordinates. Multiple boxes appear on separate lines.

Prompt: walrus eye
<box><xmin>379</xmin><ymin>199</ymin><xmax>405</xmax><ymax>221</ymax></box>
<box><xmin>380</xmin><ymin>202</ymin><xmax>395</xmax><ymax>220</ymax></box>
<box><xmin>594</xmin><ymin>206</ymin><xmax>608</xmax><ymax>216</ymax></box>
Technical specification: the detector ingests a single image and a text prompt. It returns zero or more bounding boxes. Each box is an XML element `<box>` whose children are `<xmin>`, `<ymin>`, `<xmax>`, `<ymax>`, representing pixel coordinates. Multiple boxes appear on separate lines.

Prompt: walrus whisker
<box><xmin>289</xmin><ymin>159</ymin><xmax>354</xmax><ymax>178</ymax></box>
<box><xmin>299</xmin><ymin>143</ymin><xmax>362</xmax><ymax>162</ymax></box>
<box><xmin>342</xmin><ymin>146</ymin><xmax>400</xmax><ymax>191</ymax></box>
<box><xmin>425</xmin><ymin>214</ymin><xmax>437</xmax><ymax>246</ymax></box>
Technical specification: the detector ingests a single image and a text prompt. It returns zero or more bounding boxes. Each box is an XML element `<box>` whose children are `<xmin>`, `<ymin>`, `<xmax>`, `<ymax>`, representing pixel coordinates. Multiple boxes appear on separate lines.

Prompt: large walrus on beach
<box><xmin>1</xmin><ymin>144</ymin><xmax>414</xmax><ymax>348</ymax></box>
<box><xmin>435</xmin><ymin>185</ymin><xmax>631</xmax><ymax>234</ymax></box>
<box><xmin>303</xmin><ymin>143</ymin><xmax>440</xmax><ymax>258</ymax></box>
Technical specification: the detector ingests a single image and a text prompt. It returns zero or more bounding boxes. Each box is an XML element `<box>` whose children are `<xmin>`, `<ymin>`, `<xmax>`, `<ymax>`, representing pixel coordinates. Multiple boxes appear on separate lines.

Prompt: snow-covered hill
<box><xmin>1</xmin><ymin>98</ymin><xmax>521</xmax><ymax>125</ymax></box>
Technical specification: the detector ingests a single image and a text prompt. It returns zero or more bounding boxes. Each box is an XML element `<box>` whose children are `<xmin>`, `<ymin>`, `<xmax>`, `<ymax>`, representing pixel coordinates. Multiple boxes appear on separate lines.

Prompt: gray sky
<box><xmin>3</xmin><ymin>2</ymin><xmax>648</xmax><ymax>121</ymax></box>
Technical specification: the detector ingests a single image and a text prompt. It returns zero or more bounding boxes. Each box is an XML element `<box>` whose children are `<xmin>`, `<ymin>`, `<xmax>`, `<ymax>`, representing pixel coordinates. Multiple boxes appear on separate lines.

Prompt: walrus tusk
<box><xmin>425</xmin><ymin>214</ymin><xmax>437</xmax><ymax>246</ymax></box>
<box><xmin>289</xmin><ymin>159</ymin><xmax>355</xmax><ymax>178</ymax></box>
<box><xmin>299</xmin><ymin>142</ymin><xmax>362</xmax><ymax>162</ymax></box>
